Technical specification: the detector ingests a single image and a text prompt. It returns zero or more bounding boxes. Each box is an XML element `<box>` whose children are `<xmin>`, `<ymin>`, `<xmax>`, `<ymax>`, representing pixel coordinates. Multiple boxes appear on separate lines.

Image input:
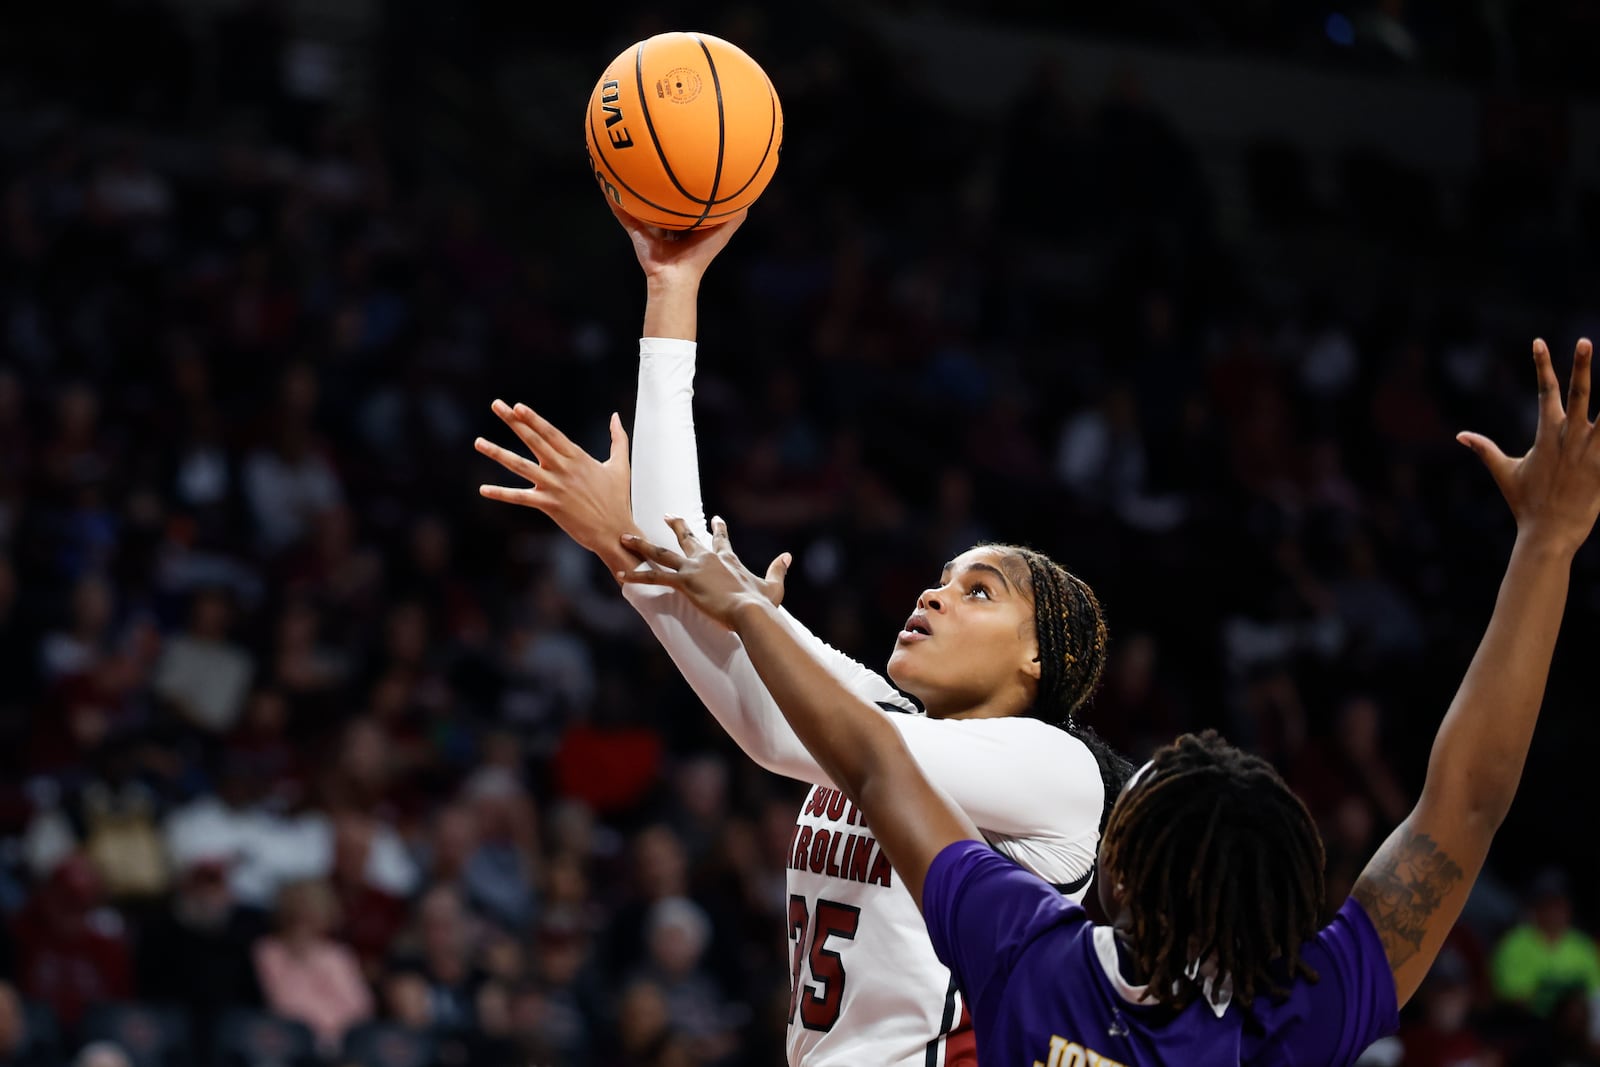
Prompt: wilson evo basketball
<box><xmin>584</xmin><ymin>32</ymin><xmax>783</xmax><ymax>230</ymax></box>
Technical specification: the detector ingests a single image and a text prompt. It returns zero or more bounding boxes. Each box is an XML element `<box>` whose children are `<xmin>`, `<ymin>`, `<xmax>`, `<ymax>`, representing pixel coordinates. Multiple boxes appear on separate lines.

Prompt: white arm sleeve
<box><xmin>623</xmin><ymin>337</ymin><xmax>915</xmax><ymax>781</ymax></box>
<box><xmin>620</xmin><ymin>340</ymin><xmax>1102</xmax><ymax>875</ymax></box>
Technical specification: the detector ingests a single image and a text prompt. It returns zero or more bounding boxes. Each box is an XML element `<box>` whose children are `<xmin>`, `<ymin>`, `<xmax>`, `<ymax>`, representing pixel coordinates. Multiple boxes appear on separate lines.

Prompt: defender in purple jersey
<box><xmin>619</xmin><ymin>335</ymin><xmax>1600</xmax><ymax>1067</ymax></box>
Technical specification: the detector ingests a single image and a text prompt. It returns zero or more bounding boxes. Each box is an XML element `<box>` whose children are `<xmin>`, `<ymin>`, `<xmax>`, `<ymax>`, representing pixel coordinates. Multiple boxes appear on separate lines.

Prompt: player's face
<box><xmin>886</xmin><ymin>546</ymin><xmax>1042</xmax><ymax>717</ymax></box>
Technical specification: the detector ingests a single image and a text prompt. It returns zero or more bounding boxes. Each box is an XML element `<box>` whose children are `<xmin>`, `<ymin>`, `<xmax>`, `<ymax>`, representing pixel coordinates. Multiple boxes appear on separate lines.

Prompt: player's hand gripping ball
<box><xmin>585</xmin><ymin>31</ymin><xmax>782</xmax><ymax>230</ymax></box>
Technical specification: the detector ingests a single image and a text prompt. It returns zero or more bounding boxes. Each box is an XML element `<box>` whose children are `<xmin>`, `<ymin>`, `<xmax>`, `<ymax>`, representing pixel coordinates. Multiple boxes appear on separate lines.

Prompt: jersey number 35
<box><xmin>789</xmin><ymin>895</ymin><xmax>861</xmax><ymax>1031</ymax></box>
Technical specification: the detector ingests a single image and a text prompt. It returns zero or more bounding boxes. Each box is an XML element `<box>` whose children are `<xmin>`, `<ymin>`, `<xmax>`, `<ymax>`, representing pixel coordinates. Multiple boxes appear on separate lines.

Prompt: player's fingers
<box><xmin>665</xmin><ymin>515</ymin><xmax>704</xmax><ymax>555</ymax></box>
<box><xmin>1570</xmin><ymin>339</ymin><xmax>1594</xmax><ymax>426</ymax></box>
<box><xmin>711</xmin><ymin>515</ymin><xmax>732</xmax><ymax>554</ymax></box>
<box><xmin>512</xmin><ymin>404</ymin><xmax>580</xmax><ymax>459</ymax></box>
<box><xmin>478</xmin><ymin>484</ymin><xmax>545</xmax><ymax>509</ymax></box>
<box><xmin>492</xmin><ymin>400</ymin><xmax>561</xmax><ymax>466</ymax></box>
<box><xmin>1534</xmin><ymin>339</ymin><xmax>1565</xmax><ymax>438</ymax></box>
<box><xmin>608</xmin><ymin>412</ymin><xmax>630</xmax><ymax>463</ymax></box>
<box><xmin>609</xmin><ymin>200</ymin><xmax>677</xmax><ymax>249</ymax></box>
<box><xmin>761</xmin><ymin>552</ymin><xmax>791</xmax><ymax>607</ymax></box>
<box><xmin>616</xmin><ymin>561</ymin><xmax>680</xmax><ymax>589</ymax></box>
<box><xmin>620</xmin><ymin>532</ymin><xmax>686</xmax><ymax>571</ymax></box>
<box><xmin>765</xmin><ymin>551</ymin><xmax>792</xmax><ymax>585</ymax></box>
<box><xmin>714</xmin><ymin>208</ymin><xmax>750</xmax><ymax>240</ymax></box>
<box><xmin>1456</xmin><ymin>432</ymin><xmax>1515</xmax><ymax>491</ymax></box>
<box><xmin>608</xmin><ymin>199</ymin><xmax>644</xmax><ymax>233</ymax></box>
<box><xmin>474</xmin><ymin>437</ymin><xmax>544</xmax><ymax>484</ymax></box>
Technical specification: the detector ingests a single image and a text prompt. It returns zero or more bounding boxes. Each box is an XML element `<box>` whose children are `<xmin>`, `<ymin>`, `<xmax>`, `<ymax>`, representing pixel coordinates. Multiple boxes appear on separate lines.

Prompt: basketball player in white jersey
<box><xmin>475</xmin><ymin>207</ymin><xmax>1131</xmax><ymax>1067</ymax></box>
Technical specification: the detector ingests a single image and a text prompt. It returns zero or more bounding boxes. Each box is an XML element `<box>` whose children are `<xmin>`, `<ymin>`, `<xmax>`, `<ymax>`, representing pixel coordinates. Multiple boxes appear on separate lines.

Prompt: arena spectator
<box><xmin>135</xmin><ymin>857</ymin><xmax>264</xmax><ymax>1050</ymax></box>
<box><xmin>1492</xmin><ymin>869</ymin><xmax>1600</xmax><ymax>1017</ymax></box>
<box><xmin>455</xmin><ymin>767</ymin><xmax>538</xmax><ymax>934</ymax></box>
<box><xmin>390</xmin><ymin>885</ymin><xmax>481</xmax><ymax>1035</ymax></box>
<box><xmin>1398</xmin><ymin>952</ymin><xmax>1499</xmax><ymax>1067</ymax></box>
<box><xmin>638</xmin><ymin>896</ymin><xmax>737</xmax><ymax>1064</ymax></box>
<box><xmin>252</xmin><ymin>878</ymin><xmax>373</xmax><ymax>1054</ymax></box>
<box><xmin>10</xmin><ymin>854</ymin><xmax>132</xmax><ymax>1028</ymax></box>
<box><xmin>151</xmin><ymin>586</ymin><xmax>254</xmax><ymax>735</ymax></box>
<box><xmin>325</xmin><ymin>810</ymin><xmax>408</xmax><ymax>979</ymax></box>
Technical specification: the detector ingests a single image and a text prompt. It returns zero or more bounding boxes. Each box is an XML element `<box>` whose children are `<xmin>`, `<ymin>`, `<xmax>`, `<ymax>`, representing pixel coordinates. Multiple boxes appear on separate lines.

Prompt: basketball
<box><xmin>584</xmin><ymin>32</ymin><xmax>782</xmax><ymax>230</ymax></box>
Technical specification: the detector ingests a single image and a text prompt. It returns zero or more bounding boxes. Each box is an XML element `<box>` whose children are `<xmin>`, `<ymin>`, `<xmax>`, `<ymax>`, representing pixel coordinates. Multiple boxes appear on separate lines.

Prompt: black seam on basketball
<box><xmin>587</xmin><ymin>107</ymin><xmax>708</xmax><ymax>219</ymax></box>
<box><xmin>710</xmin><ymin>72</ymin><xmax>778</xmax><ymax>204</ymax></box>
<box><xmin>635</xmin><ymin>39</ymin><xmax>707</xmax><ymax>208</ymax></box>
<box><xmin>691</xmin><ymin>34</ymin><xmax>726</xmax><ymax>230</ymax></box>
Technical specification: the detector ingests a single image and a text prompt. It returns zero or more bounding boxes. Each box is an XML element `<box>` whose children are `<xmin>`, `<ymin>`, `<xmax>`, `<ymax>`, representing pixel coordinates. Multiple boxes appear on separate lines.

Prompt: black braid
<box><xmin>984</xmin><ymin>544</ymin><xmax>1133</xmax><ymax>834</ymax></box>
<box><xmin>1100</xmin><ymin>730</ymin><xmax>1326</xmax><ymax>1010</ymax></box>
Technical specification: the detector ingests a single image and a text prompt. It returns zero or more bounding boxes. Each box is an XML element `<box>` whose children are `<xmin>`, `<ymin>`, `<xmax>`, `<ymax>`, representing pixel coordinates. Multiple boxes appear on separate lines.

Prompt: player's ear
<box><xmin>1024</xmin><ymin>646</ymin><xmax>1043</xmax><ymax>684</ymax></box>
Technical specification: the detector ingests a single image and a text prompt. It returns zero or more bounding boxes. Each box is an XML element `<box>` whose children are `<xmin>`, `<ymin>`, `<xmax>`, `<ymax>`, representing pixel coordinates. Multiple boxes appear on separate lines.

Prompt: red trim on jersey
<box><xmin>945</xmin><ymin>1000</ymin><xmax>978</xmax><ymax>1067</ymax></box>
<box><xmin>927</xmin><ymin>978</ymin><xmax>978</xmax><ymax>1067</ymax></box>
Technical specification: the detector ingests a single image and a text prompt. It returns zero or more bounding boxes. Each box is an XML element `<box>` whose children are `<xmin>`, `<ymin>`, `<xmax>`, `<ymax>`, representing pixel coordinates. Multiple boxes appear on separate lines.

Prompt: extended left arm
<box><xmin>1354</xmin><ymin>337</ymin><xmax>1600</xmax><ymax>1008</ymax></box>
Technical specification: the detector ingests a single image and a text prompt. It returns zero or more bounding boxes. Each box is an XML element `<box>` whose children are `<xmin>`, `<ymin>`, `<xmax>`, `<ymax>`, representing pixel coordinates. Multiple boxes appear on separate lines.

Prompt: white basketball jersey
<box><xmin>781</xmin><ymin>710</ymin><xmax>1099</xmax><ymax>1067</ymax></box>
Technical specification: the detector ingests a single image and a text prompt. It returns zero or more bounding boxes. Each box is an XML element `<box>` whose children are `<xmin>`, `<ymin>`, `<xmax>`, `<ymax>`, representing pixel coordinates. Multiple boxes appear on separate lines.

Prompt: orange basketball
<box><xmin>584</xmin><ymin>32</ymin><xmax>782</xmax><ymax>230</ymax></box>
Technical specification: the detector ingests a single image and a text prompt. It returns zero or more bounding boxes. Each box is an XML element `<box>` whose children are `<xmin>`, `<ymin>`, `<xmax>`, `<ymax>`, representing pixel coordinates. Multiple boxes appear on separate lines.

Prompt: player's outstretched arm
<box><xmin>477</xmin><ymin>206</ymin><xmax>920</xmax><ymax>767</ymax></box>
<box><xmin>472</xmin><ymin>212</ymin><xmax>742</xmax><ymax>566</ymax></box>
<box><xmin>615</xmin><ymin>204</ymin><xmax>907</xmax><ymax>697</ymax></box>
<box><xmin>475</xmin><ymin>401</ymin><xmax>905</xmax><ymax>781</ymax></box>
<box><xmin>613</xmin><ymin>198</ymin><xmax>734</xmax><ymax>549</ymax></box>
<box><xmin>1353</xmin><ymin>338</ymin><xmax>1600</xmax><ymax>1008</ymax></box>
<box><xmin>473</xmin><ymin>395</ymin><xmax>808</xmax><ymax>747</ymax></box>
<box><xmin>618</xmin><ymin>203</ymin><xmax>921</xmax><ymax>718</ymax></box>
<box><xmin>476</xmin><ymin>409</ymin><xmax>1100</xmax><ymax>861</ymax></box>
<box><xmin>621</xmin><ymin>516</ymin><xmax>985</xmax><ymax>907</ymax></box>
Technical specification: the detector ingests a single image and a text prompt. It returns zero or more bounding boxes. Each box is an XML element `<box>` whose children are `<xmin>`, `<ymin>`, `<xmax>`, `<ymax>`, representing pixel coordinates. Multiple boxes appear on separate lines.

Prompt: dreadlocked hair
<box><xmin>984</xmin><ymin>544</ymin><xmax>1133</xmax><ymax>834</ymax></box>
<box><xmin>1100</xmin><ymin>730</ymin><xmax>1326</xmax><ymax>1011</ymax></box>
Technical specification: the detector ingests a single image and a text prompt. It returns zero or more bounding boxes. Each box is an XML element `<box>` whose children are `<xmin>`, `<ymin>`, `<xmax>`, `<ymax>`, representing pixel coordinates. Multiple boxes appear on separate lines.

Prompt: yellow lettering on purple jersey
<box><xmin>1035</xmin><ymin>1036</ymin><xmax>1125</xmax><ymax>1067</ymax></box>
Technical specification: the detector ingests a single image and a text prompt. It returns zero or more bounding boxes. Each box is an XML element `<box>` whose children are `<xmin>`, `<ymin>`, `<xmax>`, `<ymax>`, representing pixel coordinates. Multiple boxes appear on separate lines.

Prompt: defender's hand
<box><xmin>618</xmin><ymin>516</ymin><xmax>790</xmax><ymax>628</ymax></box>
<box><xmin>1459</xmin><ymin>338</ymin><xmax>1600</xmax><ymax>556</ymax></box>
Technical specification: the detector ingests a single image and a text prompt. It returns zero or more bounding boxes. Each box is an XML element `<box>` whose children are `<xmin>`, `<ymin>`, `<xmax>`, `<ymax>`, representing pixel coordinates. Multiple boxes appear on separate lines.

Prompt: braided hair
<box><xmin>985</xmin><ymin>544</ymin><xmax>1132</xmax><ymax>834</ymax></box>
<box><xmin>1100</xmin><ymin>730</ymin><xmax>1326</xmax><ymax>1010</ymax></box>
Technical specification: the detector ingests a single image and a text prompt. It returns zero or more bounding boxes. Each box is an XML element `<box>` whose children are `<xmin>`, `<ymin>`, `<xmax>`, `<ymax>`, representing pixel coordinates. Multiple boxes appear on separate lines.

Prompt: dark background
<box><xmin>0</xmin><ymin>1</ymin><xmax>1598</xmax><ymax>1065</ymax></box>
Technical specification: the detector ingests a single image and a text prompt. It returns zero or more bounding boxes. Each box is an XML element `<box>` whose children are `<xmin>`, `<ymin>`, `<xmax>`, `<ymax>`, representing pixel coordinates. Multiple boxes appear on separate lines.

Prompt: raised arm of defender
<box><xmin>1351</xmin><ymin>338</ymin><xmax>1599</xmax><ymax>1007</ymax></box>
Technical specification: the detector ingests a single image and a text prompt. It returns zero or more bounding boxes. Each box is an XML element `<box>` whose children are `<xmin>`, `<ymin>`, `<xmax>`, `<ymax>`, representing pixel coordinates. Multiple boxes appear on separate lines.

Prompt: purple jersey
<box><xmin>923</xmin><ymin>840</ymin><xmax>1400</xmax><ymax>1067</ymax></box>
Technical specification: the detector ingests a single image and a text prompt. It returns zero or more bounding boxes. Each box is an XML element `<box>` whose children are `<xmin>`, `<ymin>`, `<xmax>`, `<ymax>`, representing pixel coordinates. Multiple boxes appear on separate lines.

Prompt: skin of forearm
<box><xmin>643</xmin><ymin>275</ymin><xmax>699</xmax><ymax>340</ymax></box>
<box><xmin>1422</xmin><ymin>533</ymin><xmax>1573</xmax><ymax>827</ymax></box>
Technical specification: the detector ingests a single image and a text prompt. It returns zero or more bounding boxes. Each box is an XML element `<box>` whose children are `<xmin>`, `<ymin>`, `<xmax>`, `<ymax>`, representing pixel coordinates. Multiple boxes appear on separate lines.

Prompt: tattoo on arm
<box><xmin>1352</xmin><ymin>831</ymin><xmax>1466</xmax><ymax>970</ymax></box>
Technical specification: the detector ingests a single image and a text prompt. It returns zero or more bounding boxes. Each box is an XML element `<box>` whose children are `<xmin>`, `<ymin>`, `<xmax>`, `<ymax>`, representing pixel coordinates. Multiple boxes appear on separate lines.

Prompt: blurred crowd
<box><xmin>2</xmin><ymin>2</ymin><xmax>1600</xmax><ymax>1067</ymax></box>
<box><xmin>927</xmin><ymin>0</ymin><xmax>1600</xmax><ymax>89</ymax></box>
